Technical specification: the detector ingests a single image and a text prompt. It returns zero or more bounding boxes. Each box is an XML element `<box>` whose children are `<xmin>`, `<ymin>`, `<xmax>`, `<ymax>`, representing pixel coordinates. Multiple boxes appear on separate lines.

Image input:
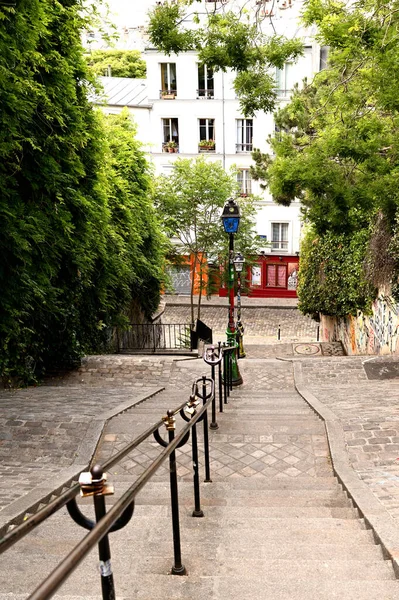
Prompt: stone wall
<box><xmin>321</xmin><ymin>293</ymin><xmax>399</xmax><ymax>355</ymax></box>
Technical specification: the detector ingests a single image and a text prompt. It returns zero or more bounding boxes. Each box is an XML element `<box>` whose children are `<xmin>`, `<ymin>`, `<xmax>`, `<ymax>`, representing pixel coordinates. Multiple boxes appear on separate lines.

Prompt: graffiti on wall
<box><xmin>321</xmin><ymin>294</ymin><xmax>399</xmax><ymax>355</ymax></box>
<box><xmin>287</xmin><ymin>263</ymin><xmax>298</xmax><ymax>290</ymax></box>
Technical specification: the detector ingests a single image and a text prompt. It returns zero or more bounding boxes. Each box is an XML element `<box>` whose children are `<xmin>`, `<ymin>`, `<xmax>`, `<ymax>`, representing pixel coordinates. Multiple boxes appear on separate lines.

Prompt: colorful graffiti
<box><xmin>321</xmin><ymin>294</ymin><xmax>399</xmax><ymax>355</ymax></box>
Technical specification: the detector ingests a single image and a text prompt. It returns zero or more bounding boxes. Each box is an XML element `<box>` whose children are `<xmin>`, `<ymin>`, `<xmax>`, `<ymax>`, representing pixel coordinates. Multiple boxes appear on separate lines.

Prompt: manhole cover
<box><xmin>294</xmin><ymin>343</ymin><xmax>321</xmax><ymax>356</ymax></box>
<box><xmin>364</xmin><ymin>360</ymin><xmax>399</xmax><ymax>380</ymax></box>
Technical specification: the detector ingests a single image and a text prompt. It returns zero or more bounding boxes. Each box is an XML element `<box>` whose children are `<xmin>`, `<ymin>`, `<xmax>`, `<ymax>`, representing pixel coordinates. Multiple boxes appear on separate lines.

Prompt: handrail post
<box><xmin>164</xmin><ymin>410</ymin><xmax>186</xmax><ymax>575</ymax></box>
<box><xmin>218</xmin><ymin>342</ymin><xmax>223</xmax><ymax>413</ymax></box>
<box><xmin>208</xmin><ymin>357</ymin><xmax>218</xmax><ymax>430</ymax></box>
<box><xmin>191</xmin><ymin>418</ymin><xmax>204</xmax><ymax>517</ymax></box>
<box><xmin>229</xmin><ymin>348</ymin><xmax>233</xmax><ymax>392</ymax></box>
<box><xmin>90</xmin><ymin>465</ymin><xmax>116</xmax><ymax>600</ymax></box>
<box><xmin>200</xmin><ymin>376</ymin><xmax>213</xmax><ymax>482</ymax></box>
<box><xmin>223</xmin><ymin>348</ymin><xmax>228</xmax><ymax>404</ymax></box>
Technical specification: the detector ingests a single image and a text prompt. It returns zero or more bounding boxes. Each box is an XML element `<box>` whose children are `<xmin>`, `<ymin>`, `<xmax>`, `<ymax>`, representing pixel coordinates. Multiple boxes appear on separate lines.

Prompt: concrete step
<box><xmin>3</xmin><ymin>579</ymin><xmax>399</xmax><ymax>600</ymax></box>
<box><xmin>134</xmin><ymin>490</ymin><xmax>353</xmax><ymax>509</ymax></box>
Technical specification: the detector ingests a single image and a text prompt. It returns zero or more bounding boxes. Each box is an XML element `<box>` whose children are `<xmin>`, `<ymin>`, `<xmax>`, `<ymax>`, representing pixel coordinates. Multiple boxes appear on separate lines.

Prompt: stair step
<box><xmin>148</xmin><ymin>505</ymin><xmax>357</xmax><ymax>519</ymax></box>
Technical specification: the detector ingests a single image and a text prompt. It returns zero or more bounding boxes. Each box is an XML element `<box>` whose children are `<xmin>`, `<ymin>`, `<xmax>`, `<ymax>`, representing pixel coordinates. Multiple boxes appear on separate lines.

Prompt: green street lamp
<box><xmin>221</xmin><ymin>199</ymin><xmax>243</xmax><ymax>386</ymax></box>
<box><xmin>233</xmin><ymin>252</ymin><xmax>246</xmax><ymax>359</ymax></box>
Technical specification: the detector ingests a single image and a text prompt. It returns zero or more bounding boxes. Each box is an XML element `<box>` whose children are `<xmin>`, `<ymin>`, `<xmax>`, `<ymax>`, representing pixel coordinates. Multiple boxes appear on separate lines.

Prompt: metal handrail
<box><xmin>1</xmin><ymin>340</ymin><xmax>237</xmax><ymax>600</ymax></box>
<box><xmin>27</xmin><ymin>390</ymin><xmax>214</xmax><ymax>600</ymax></box>
<box><xmin>0</xmin><ymin>397</ymin><xmax>190</xmax><ymax>554</ymax></box>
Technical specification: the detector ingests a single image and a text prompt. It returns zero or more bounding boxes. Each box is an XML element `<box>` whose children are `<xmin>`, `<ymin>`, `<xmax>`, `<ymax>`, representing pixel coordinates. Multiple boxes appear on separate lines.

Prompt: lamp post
<box><xmin>221</xmin><ymin>198</ymin><xmax>243</xmax><ymax>386</ymax></box>
<box><xmin>233</xmin><ymin>252</ymin><xmax>246</xmax><ymax>358</ymax></box>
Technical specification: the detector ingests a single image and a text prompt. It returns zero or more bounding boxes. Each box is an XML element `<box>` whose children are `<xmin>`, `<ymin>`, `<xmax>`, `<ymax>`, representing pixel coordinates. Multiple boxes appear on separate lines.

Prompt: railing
<box><xmin>117</xmin><ymin>323</ymin><xmax>192</xmax><ymax>352</ymax></box>
<box><xmin>0</xmin><ymin>341</ymin><xmax>239</xmax><ymax>600</ymax></box>
<box><xmin>160</xmin><ymin>89</ymin><xmax>177</xmax><ymax>99</ymax></box>
<box><xmin>236</xmin><ymin>142</ymin><xmax>253</xmax><ymax>152</ymax></box>
<box><xmin>196</xmin><ymin>89</ymin><xmax>214</xmax><ymax>99</ymax></box>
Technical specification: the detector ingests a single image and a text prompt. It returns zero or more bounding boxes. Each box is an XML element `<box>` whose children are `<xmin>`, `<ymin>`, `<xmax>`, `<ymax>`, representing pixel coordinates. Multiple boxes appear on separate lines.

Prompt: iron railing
<box><xmin>117</xmin><ymin>323</ymin><xmax>193</xmax><ymax>352</ymax></box>
<box><xmin>0</xmin><ymin>341</ymin><xmax>239</xmax><ymax>600</ymax></box>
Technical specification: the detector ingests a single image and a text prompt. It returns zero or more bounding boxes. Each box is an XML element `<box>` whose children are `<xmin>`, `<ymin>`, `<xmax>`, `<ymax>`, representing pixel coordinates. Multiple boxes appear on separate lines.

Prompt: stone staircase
<box><xmin>0</xmin><ymin>382</ymin><xmax>398</xmax><ymax>599</ymax></box>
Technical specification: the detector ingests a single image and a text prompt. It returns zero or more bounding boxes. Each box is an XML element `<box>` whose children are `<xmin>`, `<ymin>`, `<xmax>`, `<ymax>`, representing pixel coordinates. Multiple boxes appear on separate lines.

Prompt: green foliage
<box><xmin>86</xmin><ymin>49</ymin><xmax>146</xmax><ymax>78</ymax></box>
<box><xmin>298</xmin><ymin>227</ymin><xmax>375</xmax><ymax>317</ymax></box>
<box><xmin>0</xmin><ymin>2</ymin><xmax>164</xmax><ymax>385</ymax></box>
<box><xmin>250</xmin><ymin>0</ymin><xmax>399</xmax><ymax>315</ymax></box>
<box><xmin>148</xmin><ymin>1</ymin><xmax>303</xmax><ymax>116</ymax></box>
<box><xmin>152</xmin><ymin>157</ymin><xmax>259</xmax><ymax>322</ymax></box>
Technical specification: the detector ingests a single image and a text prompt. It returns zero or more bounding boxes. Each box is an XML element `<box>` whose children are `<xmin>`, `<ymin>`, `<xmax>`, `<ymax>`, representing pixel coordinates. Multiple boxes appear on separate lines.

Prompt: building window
<box><xmin>160</xmin><ymin>63</ymin><xmax>177</xmax><ymax>98</ymax></box>
<box><xmin>276</xmin><ymin>47</ymin><xmax>313</xmax><ymax>97</ymax></box>
<box><xmin>237</xmin><ymin>169</ymin><xmax>252</xmax><ymax>195</ymax></box>
<box><xmin>276</xmin><ymin>62</ymin><xmax>295</xmax><ymax>98</ymax></box>
<box><xmin>266</xmin><ymin>264</ymin><xmax>287</xmax><ymax>287</ymax></box>
<box><xmin>162</xmin><ymin>118</ymin><xmax>179</xmax><ymax>152</ymax></box>
<box><xmin>271</xmin><ymin>223</ymin><xmax>289</xmax><ymax>251</ymax></box>
<box><xmin>198</xmin><ymin>118</ymin><xmax>215</xmax><ymax>152</ymax></box>
<box><xmin>236</xmin><ymin>119</ymin><xmax>253</xmax><ymax>152</ymax></box>
<box><xmin>197</xmin><ymin>64</ymin><xmax>214</xmax><ymax>99</ymax></box>
<box><xmin>320</xmin><ymin>46</ymin><xmax>329</xmax><ymax>70</ymax></box>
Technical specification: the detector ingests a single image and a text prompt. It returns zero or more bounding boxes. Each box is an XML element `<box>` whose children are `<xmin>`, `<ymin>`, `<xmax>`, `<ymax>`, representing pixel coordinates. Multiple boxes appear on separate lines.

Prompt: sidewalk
<box><xmin>163</xmin><ymin>294</ymin><xmax>299</xmax><ymax>308</ymax></box>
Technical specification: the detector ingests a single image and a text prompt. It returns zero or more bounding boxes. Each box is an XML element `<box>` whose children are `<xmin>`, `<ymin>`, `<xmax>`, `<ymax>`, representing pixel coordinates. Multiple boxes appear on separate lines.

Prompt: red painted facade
<box><xmin>219</xmin><ymin>254</ymin><xmax>299</xmax><ymax>298</ymax></box>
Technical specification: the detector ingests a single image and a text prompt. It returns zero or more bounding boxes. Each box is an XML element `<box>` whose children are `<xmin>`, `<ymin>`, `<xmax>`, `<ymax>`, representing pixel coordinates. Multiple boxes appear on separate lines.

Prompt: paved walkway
<box><xmin>162</xmin><ymin>302</ymin><xmax>318</xmax><ymax>342</ymax></box>
<box><xmin>1</xmin><ymin>301</ymin><xmax>399</xmax><ymax>593</ymax></box>
<box><xmin>1</xmin><ymin>357</ymin><xmax>398</xmax><ymax>598</ymax></box>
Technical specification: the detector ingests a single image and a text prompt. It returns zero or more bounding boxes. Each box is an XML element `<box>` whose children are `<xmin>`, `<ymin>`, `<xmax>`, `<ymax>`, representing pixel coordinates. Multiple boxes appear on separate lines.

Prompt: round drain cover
<box><xmin>294</xmin><ymin>343</ymin><xmax>321</xmax><ymax>355</ymax></box>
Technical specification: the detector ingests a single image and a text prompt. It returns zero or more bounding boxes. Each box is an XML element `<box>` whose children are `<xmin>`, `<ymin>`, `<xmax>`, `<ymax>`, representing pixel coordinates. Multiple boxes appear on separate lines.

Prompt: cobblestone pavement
<box><xmin>163</xmin><ymin>305</ymin><xmax>319</xmax><ymax>341</ymax></box>
<box><xmin>0</xmin><ymin>385</ymin><xmax>159</xmax><ymax>511</ymax></box>
<box><xmin>300</xmin><ymin>356</ymin><xmax>399</xmax><ymax>521</ymax></box>
<box><xmin>95</xmin><ymin>360</ymin><xmax>331</xmax><ymax>485</ymax></box>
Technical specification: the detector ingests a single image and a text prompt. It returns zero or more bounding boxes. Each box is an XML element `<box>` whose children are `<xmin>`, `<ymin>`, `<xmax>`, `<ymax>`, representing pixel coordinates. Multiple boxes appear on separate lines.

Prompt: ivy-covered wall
<box><xmin>0</xmin><ymin>2</ymin><xmax>165</xmax><ymax>386</ymax></box>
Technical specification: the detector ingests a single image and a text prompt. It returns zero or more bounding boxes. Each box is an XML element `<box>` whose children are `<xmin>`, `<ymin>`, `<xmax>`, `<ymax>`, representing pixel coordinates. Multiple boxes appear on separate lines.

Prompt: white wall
<box><xmin>137</xmin><ymin>47</ymin><xmax>318</xmax><ymax>255</ymax></box>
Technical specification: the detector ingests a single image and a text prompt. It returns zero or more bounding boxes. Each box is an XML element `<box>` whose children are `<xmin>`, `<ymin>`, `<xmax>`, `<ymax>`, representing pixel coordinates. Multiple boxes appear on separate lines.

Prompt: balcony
<box><xmin>160</xmin><ymin>89</ymin><xmax>177</xmax><ymax>100</ymax></box>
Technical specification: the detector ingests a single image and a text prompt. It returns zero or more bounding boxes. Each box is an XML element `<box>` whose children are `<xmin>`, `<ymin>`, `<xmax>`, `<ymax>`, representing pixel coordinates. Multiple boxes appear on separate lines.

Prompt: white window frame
<box><xmin>197</xmin><ymin>64</ymin><xmax>214</xmax><ymax>99</ymax></box>
<box><xmin>199</xmin><ymin>118</ymin><xmax>215</xmax><ymax>141</ymax></box>
<box><xmin>160</xmin><ymin>62</ymin><xmax>177</xmax><ymax>94</ymax></box>
<box><xmin>237</xmin><ymin>169</ymin><xmax>252</xmax><ymax>195</ymax></box>
<box><xmin>271</xmin><ymin>222</ymin><xmax>289</xmax><ymax>251</ymax></box>
<box><xmin>236</xmin><ymin>119</ymin><xmax>253</xmax><ymax>153</ymax></box>
<box><xmin>162</xmin><ymin>118</ymin><xmax>179</xmax><ymax>150</ymax></box>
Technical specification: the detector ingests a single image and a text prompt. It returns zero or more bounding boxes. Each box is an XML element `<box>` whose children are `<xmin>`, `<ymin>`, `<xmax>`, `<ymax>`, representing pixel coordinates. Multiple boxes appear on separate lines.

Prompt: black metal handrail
<box><xmin>0</xmin><ymin>342</ymin><xmax>238</xmax><ymax>600</ymax></box>
<box><xmin>26</xmin><ymin>385</ymin><xmax>214</xmax><ymax>600</ymax></box>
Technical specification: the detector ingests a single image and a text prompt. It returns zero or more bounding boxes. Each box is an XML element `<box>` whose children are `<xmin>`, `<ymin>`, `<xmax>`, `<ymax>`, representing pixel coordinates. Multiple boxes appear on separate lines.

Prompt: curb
<box><xmin>165</xmin><ymin>302</ymin><xmax>299</xmax><ymax>310</ymax></box>
<box><xmin>0</xmin><ymin>387</ymin><xmax>164</xmax><ymax>536</ymax></box>
<box><xmin>292</xmin><ymin>360</ymin><xmax>399</xmax><ymax>578</ymax></box>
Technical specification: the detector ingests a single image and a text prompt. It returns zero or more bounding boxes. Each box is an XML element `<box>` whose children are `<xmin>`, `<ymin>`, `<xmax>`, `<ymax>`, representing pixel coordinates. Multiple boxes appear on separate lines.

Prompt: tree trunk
<box><xmin>190</xmin><ymin>254</ymin><xmax>197</xmax><ymax>328</ymax></box>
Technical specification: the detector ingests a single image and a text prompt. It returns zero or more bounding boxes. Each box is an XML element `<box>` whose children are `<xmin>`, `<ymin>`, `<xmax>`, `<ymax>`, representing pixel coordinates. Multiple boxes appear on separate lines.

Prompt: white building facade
<box><xmin>96</xmin><ymin>0</ymin><xmax>323</xmax><ymax>297</ymax></box>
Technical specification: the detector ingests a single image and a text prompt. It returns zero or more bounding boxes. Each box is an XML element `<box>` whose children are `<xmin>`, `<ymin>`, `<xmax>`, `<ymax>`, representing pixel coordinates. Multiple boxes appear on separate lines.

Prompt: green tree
<box><xmin>0</xmin><ymin>2</ymin><xmax>164</xmax><ymax>385</ymax></box>
<box><xmin>148</xmin><ymin>0</ymin><xmax>303</xmax><ymax>116</ymax></box>
<box><xmin>250</xmin><ymin>0</ymin><xmax>399</xmax><ymax>314</ymax></box>
<box><xmin>153</xmin><ymin>157</ymin><xmax>258</xmax><ymax>325</ymax></box>
<box><xmin>86</xmin><ymin>49</ymin><xmax>146</xmax><ymax>78</ymax></box>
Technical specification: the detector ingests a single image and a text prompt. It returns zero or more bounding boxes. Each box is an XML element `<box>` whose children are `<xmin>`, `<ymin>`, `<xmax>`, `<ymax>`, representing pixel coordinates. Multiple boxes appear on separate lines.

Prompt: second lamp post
<box><xmin>221</xmin><ymin>198</ymin><xmax>243</xmax><ymax>386</ymax></box>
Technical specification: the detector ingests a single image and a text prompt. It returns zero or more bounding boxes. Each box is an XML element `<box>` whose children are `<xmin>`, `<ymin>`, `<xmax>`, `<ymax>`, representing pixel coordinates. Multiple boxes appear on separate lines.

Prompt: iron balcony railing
<box><xmin>196</xmin><ymin>89</ymin><xmax>214</xmax><ymax>99</ymax></box>
<box><xmin>0</xmin><ymin>341</ymin><xmax>240</xmax><ymax>600</ymax></box>
<box><xmin>236</xmin><ymin>142</ymin><xmax>253</xmax><ymax>152</ymax></box>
